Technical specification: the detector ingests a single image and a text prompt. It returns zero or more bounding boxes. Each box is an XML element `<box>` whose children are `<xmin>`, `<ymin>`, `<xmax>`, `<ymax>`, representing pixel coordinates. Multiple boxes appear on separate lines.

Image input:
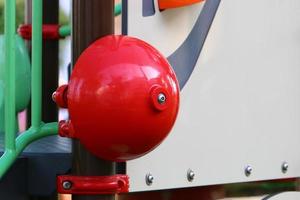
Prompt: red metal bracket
<box><xmin>52</xmin><ymin>84</ymin><xmax>68</xmax><ymax>108</ymax></box>
<box><xmin>158</xmin><ymin>0</ymin><xmax>204</xmax><ymax>10</ymax></box>
<box><xmin>58</xmin><ymin>120</ymin><xmax>76</xmax><ymax>138</ymax></box>
<box><xmin>57</xmin><ymin>175</ymin><xmax>129</xmax><ymax>195</ymax></box>
<box><xmin>18</xmin><ymin>24</ymin><xmax>62</xmax><ymax>40</ymax></box>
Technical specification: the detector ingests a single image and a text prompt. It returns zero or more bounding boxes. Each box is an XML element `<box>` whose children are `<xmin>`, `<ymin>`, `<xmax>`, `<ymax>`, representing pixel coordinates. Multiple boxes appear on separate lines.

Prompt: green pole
<box><xmin>15</xmin><ymin>122</ymin><xmax>58</xmax><ymax>154</ymax></box>
<box><xmin>4</xmin><ymin>0</ymin><xmax>16</xmax><ymax>151</ymax></box>
<box><xmin>31</xmin><ymin>0</ymin><xmax>43</xmax><ymax>128</ymax></box>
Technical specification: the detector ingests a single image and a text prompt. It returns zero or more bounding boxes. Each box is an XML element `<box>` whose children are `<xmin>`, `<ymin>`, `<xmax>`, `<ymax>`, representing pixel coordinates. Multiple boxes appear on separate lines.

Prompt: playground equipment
<box><xmin>1</xmin><ymin>0</ymin><xmax>300</xmax><ymax>199</ymax></box>
<box><xmin>54</xmin><ymin>35</ymin><xmax>180</xmax><ymax>161</ymax></box>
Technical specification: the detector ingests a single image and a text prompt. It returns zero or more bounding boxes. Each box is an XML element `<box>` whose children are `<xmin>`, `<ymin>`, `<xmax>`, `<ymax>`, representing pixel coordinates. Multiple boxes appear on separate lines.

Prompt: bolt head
<box><xmin>187</xmin><ymin>169</ymin><xmax>195</xmax><ymax>182</ymax></box>
<box><xmin>245</xmin><ymin>165</ymin><xmax>252</xmax><ymax>176</ymax></box>
<box><xmin>52</xmin><ymin>91</ymin><xmax>57</xmax><ymax>102</ymax></box>
<box><xmin>282</xmin><ymin>162</ymin><xmax>288</xmax><ymax>173</ymax></box>
<box><xmin>62</xmin><ymin>181</ymin><xmax>72</xmax><ymax>190</ymax></box>
<box><xmin>157</xmin><ymin>93</ymin><xmax>166</xmax><ymax>104</ymax></box>
<box><xmin>146</xmin><ymin>173</ymin><xmax>154</xmax><ymax>185</ymax></box>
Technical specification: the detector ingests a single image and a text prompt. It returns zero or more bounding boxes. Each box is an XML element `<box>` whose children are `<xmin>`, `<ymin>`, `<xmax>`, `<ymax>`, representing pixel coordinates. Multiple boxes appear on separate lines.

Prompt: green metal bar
<box><xmin>58</xmin><ymin>3</ymin><xmax>122</xmax><ymax>38</ymax></box>
<box><xmin>0</xmin><ymin>122</ymin><xmax>58</xmax><ymax>178</ymax></box>
<box><xmin>31</xmin><ymin>0</ymin><xmax>43</xmax><ymax>128</ymax></box>
<box><xmin>4</xmin><ymin>0</ymin><xmax>16</xmax><ymax>151</ymax></box>
<box><xmin>0</xmin><ymin>151</ymin><xmax>17</xmax><ymax>177</ymax></box>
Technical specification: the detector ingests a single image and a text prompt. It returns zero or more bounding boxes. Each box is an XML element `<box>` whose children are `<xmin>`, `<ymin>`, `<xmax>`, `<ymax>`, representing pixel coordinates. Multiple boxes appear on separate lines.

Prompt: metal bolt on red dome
<box><xmin>157</xmin><ymin>93</ymin><xmax>166</xmax><ymax>104</ymax></box>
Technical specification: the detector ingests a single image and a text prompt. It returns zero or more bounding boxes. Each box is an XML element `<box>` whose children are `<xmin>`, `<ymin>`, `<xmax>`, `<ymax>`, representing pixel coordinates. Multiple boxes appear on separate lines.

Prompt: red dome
<box><xmin>54</xmin><ymin>35</ymin><xmax>180</xmax><ymax>161</ymax></box>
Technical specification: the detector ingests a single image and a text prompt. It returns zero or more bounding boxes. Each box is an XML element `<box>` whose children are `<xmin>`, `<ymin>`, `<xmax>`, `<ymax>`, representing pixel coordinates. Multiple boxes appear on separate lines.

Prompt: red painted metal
<box><xmin>52</xmin><ymin>84</ymin><xmax>68</xmax><ymax>108</ymax></box>
<box><xmin>18</xmin><ymin>24</ymin><xmax>61</xmax><ymax>40</ymax></box>
<box><xmin>58</xmin><ymin>120</ymin><xmax>75</xmax><ymax>138</ymax></box>
<box><xmin>150</xmin><ymin>86</ymin><xmax>170</xmax><ymax>111</ymax></box>
<box><xmin>53</xmin><ymin>35</ymin><xmax>180</xmax><ymax>161</ymax></box>
<box><xmin>158</xmin><ymin>0</ymin><xmax>204</xmax><ymax>10</ymax></box>
<box><xmin>57</xmin><ymin>175</ymin><xmax>129</xmax><ymax>194</ymax></box>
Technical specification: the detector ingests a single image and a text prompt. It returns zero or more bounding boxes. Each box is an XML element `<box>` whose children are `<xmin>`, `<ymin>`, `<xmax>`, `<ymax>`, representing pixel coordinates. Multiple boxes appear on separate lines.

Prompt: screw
<box><xmin>245</xmin><ymin>165</ymin><xmax>252</xmax><ymax>177</ymax></box>
<box><xmin>157</xmin><ymin>93</ymin><xmax>166</xmax><ymax>104</ymax></box>
<box><xmin>52</xmin><ymin>91</ymin><xmax>57</xmax><ymax>102</ymax></box>
<box><xmin>62</xmin><ymin>181</ymin><xmax>72</xmax><ymax>190</ymax></box>
<box><xmin>146</xmin><ymin>173</ymin><xmax>154</xmax><ymax>185</ymax></box>
<box><xmin>282</xmin><ymin>162</ymin><xmax>288</xmax><ymax>173</ymax></box>
<box><xmin>187</xmin><ymin>169</ymin><xmax>195</xmax><ymax>182</ymax></box>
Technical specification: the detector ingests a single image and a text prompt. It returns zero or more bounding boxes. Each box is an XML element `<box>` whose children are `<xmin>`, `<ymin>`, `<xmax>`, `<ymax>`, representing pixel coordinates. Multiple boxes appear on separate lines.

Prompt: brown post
<box><xmin>72</xmin><ymin>1</ymin><xmax>116</xmax><ymax>200</ymax></box>
<box><xmin>41</xmin><ymin>0</ymin><xmax>59</xmax><ymax>123</ymax></box>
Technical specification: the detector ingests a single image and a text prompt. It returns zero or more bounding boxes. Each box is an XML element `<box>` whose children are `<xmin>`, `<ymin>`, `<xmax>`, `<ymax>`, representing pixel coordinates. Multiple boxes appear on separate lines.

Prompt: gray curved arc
<box><xmin>167</xmin><ymin>0</ymin><xmax>221</xmax><ymax>89</ymax></box>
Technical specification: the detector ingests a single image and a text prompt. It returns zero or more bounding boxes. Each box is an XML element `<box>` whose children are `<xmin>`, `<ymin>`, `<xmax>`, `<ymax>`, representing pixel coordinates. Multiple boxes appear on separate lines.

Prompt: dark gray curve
<box><xmin>122</xmin><ymin>0</ymin><xmax>128</xmax><ymax>35</ymax></box>
<box><xmin>122</xmin><ymin>0</ymin><xmax>221</xmax><ymax>89</ymax></box>
<box><xmin>167</xmin><ymin>0</ymin><xmax>221</xmax><ymax>89</ymax></box>
<box><xmin>143</xmin><ymin>0</ymin><xmax>156</xmax><ymax>17</ymax></box>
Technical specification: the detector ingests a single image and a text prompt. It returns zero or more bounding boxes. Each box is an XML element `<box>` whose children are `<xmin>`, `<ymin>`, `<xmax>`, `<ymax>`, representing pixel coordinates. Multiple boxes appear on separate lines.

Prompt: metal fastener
<box><xmin>245</xmin><ymin>165</ymin><xmax>252</xmax><ymax>177</ymax></box>
<box><xmin>282</xmin><ymin>162</ymin><xmax>288</xmax><ymax>173</ymax></box>
<box><xmin>51</xmin><ymin>91</ymin><xmax>57</xmax><ymax>102</ymax></box>
<box><xmin>157</xmin><ymin>93</ymin><xmax>166</xmax><ymax>104</ymax></box>
<box><xmin>187</xmin><ymin>169</ymin><xmax>195</xmax><ymax>182</ymax></box>
<box><xmin>146</xmin><ymin>173</ymin><xmax>154</xmax><ymax>185</ymax></box>
<box><xmin>62</xmin><ymin>181</ymin><xmax>72</xmax><ymax>190</ymax></box>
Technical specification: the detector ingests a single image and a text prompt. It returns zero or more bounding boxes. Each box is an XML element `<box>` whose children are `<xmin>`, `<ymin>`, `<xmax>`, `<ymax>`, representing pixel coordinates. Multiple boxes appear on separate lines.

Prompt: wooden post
<box><xmin>72</xmin><ymin>1</ymin><xmax>116</xmax><ymax>200</ymax></box>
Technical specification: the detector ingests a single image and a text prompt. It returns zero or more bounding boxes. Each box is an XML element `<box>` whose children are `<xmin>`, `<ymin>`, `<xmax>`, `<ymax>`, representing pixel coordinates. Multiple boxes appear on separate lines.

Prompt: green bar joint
<box><xmin>31</xmin><ymin>0</ymin><xmax>43</xmax><ymax>128</ymax></box>
<box><xmin>16</xmin><ymin>122</ymin><xmax>59</xmax><ymax>154</ymax></box>
<box><xmin>0</xmin><ymin>122</ymin><xmax>58</xmax><ymax>178</ymax></box>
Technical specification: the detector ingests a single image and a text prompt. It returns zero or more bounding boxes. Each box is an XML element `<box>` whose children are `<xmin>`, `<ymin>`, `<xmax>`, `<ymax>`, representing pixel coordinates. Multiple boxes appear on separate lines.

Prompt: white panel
<box><xmin>266</xmin><ymin>192</ymin><xmax>300</xmax><ymax>200</ymax></box>
<box><xmin>126</xmin><ymin>0</ymin><xmax>300</xmax><ymax>192</ymax></box>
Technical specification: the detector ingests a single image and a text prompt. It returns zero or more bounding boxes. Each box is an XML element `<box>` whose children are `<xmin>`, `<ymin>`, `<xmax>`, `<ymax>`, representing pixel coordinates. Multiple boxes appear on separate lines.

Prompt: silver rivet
<box><xmin>187</xmin><ymin>169</ymin><xmax>195</xmax><ymax>182</ymax></box>
<box><xmin>157</xmin><ymin>93</ymin><xmax>166</xmax><ymax>104</ymax></box>
<box><xmin>146</xmin><ymin>173</ymin><xmax>154</xmax><ymax>185</ymax></box>
<box><xmin>282</xmin><ymin>162</ymin><xmax>288</xmax><ymax>173</ymax></box>
<box><xmin>52</xmin><ymin>91</ymin><xmax>57</xmax><ymax>102</ymax></box>
<box><xmin>62</xmin><ymin>181</ymin><xmax>72</xmax><ymax>190</ymax></box>
<box><xmin>245</xmin><ymin>165</ymin><xmax>252</xmax><ymax>177</ymax></box>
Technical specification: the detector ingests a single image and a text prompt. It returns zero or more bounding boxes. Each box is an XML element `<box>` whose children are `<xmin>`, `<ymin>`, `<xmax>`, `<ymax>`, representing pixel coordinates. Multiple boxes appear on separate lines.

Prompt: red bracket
<box><xmin>158</xmin><ymin>0</ymin><xmax>204</xmax><ymax>10</ymax></box>
<box><xmin>57</xmin><ymin>175</ymin><xmax>129</xmax><ymax>195</ymax></box>
<box><xmin>18</xmin><ymin>24</ymin><xmax>62</xmax><ymax>40</ymax></box>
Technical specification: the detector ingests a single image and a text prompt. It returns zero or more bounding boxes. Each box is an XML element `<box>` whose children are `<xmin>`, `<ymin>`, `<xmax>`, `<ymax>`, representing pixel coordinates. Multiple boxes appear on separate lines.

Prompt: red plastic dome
<box><xmin>54</xmin><ymin>35</ymin><xmax>180</xmax><ymax>161</ymax></box>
